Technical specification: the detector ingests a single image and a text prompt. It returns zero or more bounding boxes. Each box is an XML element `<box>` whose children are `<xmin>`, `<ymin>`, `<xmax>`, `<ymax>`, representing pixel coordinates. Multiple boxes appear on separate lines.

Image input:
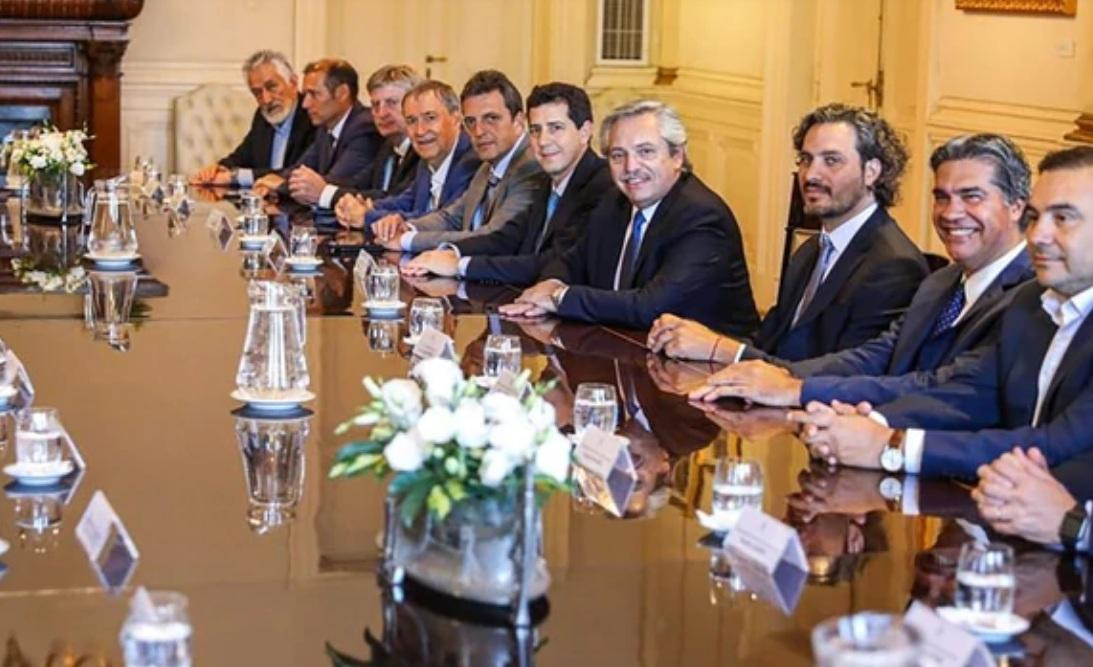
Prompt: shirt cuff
<box><xmin>457</xmin><ymin>281</ymin><xmax>469</xmax><ymax>301</ymax></box>
<box><xmin>438</xmin><ymin>242</ymin><xmax>461</xmax><ymax>259</ymax></box>
<box><xmin>236</xmin><ymin>168</ymin><xmax>254</xmax><ymax>187</ymax></box>
<box><xmin>1080</xmin><ymin>501</ymin><xmax>1093</xmax><ymax>553</ymax></box>
<box><xmin>900</xmin><ymin>474</ymin><xmax>920</xmax><ymax>515</ymax></box>
<box><xmin>903</xmin><ymin>428</ymin><xmax>925</xmax><ymax>474</ymax></box>
<box><xmin>732</xmin><ymin>343</ymin><xmax>747</xmax><ymax>363</ymax></box>
<box><xmin>318</xmin><ymin>184</ymin><xmax>338</xmax><ymax>209</ymax></box>
<box><xmin>400</xmin><ymin>231</ymin><xmax>416</xmax><ymax>252</ymax></box>
<box><xmin>457</xmin><ymin>256</ymin><xmax>471</xmax><ymax>278</ymax></box>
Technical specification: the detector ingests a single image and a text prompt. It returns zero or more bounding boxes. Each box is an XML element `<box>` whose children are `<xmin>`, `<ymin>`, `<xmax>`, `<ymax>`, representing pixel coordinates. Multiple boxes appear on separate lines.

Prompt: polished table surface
<box><xmin>0</xmin><ymin>196</ymin><xmax>1089</xmax><ymax>666</ymax></box>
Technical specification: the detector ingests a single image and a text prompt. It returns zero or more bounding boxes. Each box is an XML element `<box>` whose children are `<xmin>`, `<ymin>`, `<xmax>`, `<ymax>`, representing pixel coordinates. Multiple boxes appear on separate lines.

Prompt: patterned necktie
<box><xmin>617</xmin><ymin>211</ymin><xmax>648</xmax><ymax>289</ymax></box>
<box><xmin>930</xmin><ymin>282</ymin><xmax>967</xmax><ymax>337</ymax></box>
<box><xmin>470</xmin><ymin>173</ymin><xmax>501</xmax><ymax>230</ymax></box>
<box><xmin>318</xmin><ymin>132</ymin><xmax>335</xmax><ymax>173</ymax></box>
<box><xmin>793</xmin><ymin>233</ymin><xmax>835</xmax><ymax>326</ymax></box>
<box><xmin>534</xmin><ymin>190</ymin><xmax>561</xmax><ymax>253</ymax></box>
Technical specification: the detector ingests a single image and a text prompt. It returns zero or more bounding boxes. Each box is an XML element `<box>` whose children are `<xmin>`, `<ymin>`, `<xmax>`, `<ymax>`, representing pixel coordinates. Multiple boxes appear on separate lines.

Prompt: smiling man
<box><xmin>190</xmin><ymin>50</ymin><xmax>315</xmax><ymax>187</ymax></box>
<box><xmin>792</xmin><ymin>145</ymin><xmax>1093</xmax><ymax>481</ymax></box>
<box><xmin>647</xmin><ymin>103</ymin><xmax>927</xmax><ymax>362</ymax></box>
<box><xmin>691</xmin><ymin>134</ymin><xmax>1035</xmax><ymax>408</ymax></box>
<box><xmin>369</xmin><ymin>69</ymin><xmax>542</xmax><ymax>252</ymax></box>
<box><xmin>499</xmin><ymin>99</ymin><xmax>759</xmax><ymax>333</ymax></box>
<box><xmin>400</xmin><ymin>82</ymin><xmax>612</xmax><ymax>285</ymax></box>
<box><xmin>253</xmin><ymin>58</ymin><xmax>382</xmax><ymax>206</ymax></box>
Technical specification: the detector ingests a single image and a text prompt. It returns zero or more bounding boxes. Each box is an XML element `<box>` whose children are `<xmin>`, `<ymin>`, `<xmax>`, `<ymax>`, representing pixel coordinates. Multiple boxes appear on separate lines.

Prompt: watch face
<box><xmin>880</xmin><ymin>448</ymin><xmax>903</xmax><ymax>473</ymax></box>
<box><xmin>878</xmin><ymin>476</ymin><xmax>902</xmax><ymax>500</ymax></box>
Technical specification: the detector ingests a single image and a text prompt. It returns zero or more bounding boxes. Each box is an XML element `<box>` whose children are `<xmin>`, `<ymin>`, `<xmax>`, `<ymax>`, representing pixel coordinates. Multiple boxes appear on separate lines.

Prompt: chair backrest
<box><xmin>172</xmin><ymin>84</ymin><xmax>254</xmax><ymax>174</ymax></box>
<box><xmin>780</xmin><ymin>171</ymin><xmax>821</xmax><ymax>280</ymax></box>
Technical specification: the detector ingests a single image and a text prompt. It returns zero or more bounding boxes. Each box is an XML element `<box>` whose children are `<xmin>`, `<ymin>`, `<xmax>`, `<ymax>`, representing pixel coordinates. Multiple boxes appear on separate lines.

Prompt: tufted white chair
<box><xmin>172</xmin><ymin>84</ymin><xmax>255</xmax><ymax>173</ymax></box>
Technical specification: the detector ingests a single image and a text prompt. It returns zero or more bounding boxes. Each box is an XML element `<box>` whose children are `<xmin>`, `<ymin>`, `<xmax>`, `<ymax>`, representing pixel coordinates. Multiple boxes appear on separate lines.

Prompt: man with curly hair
<box><xmin>648</xmin><ymin>103</ymin><xmax>928</xmax><ymax>363</ymax></box>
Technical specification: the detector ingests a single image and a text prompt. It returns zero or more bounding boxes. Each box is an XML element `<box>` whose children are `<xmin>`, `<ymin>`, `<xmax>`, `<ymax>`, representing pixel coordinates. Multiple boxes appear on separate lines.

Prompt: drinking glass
<box><xmin>484</xmin><ymin>334</ymin><xmax>521</xmax><ymax>379</ymax></box>
<box><xmin>811</xmin><ymin>612</ymin><xmax>920</xmax><ymax>667</ymax></box>
<box><xmin>235</xmin><ymin>415</ymin><xmax>309</xmax><ymax>534</ymax></box>
<box><xmin>712</xmin><ymin>458</ymin><xmax>764</xmax><ymax>528</ymax></box>
<box><xmin>15</xmin><ymin>407</ymin><xmax>65</xmax><ymax>465</ymax></box>
<box><xmin>119</xmin><ymin>591</ymin><xmax>193</xmax><ymax>667</ymax></box>
<box><xmin>166</xmin><ymin>174</ymin><xmax>188</xmax><ymax>206</ymax></box>
<box><xmin>408</xmin><ymin>297</ymin><xmax>445</xmax><ymax>338</ymax></box>
<box><xmin>239</xmin><ymin>190</ymin><xmax>262</xmax><ymax>214</ymax></box>
<box><xmin>366</xmin><ymin>265</ymin><xmax>399</xmax><ymax>303</ymax></box>
<box><xmin>367</xmin><ymin>319</ymin><xmax>399</xmax><ymax>353</ymax></box>
<box><xmin>573</xmin><ymin>383</ymin><xmax>619</xmax><ymax>438</ymax></box>
<box><xmin>241</xmin><ymin>211</ymin><xmax>269</xmax><ymax>238</ymax></box>
<box><xmin>289</xmin><ymin>226</ymin><xmax>318</xmax><ymax>258</ymax></box>
<box><xmin>955</xmin><ymin>542</ymin><xmax>1016</xmax><ymax>616</ymax></box>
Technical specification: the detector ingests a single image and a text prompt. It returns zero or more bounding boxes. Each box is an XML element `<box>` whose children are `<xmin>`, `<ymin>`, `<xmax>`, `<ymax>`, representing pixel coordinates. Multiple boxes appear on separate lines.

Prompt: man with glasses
<box><xmin>369</xmin><ymin>69</ymin><xmax>542</xmax><ymax>252</ymax></box>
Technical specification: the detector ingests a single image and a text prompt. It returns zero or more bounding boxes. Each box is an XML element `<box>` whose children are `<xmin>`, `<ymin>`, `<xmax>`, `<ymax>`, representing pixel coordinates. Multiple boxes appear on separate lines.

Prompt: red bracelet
<box><xmin>710</xmin><ymin>337</ymin><xmax>722</xmax><ymax>362</ymax></box>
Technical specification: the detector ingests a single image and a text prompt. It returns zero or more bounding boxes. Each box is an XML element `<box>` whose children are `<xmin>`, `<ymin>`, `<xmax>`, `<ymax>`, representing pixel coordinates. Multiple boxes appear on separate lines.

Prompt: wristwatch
<box><xmin>1059</xmin><ymin>502</ymin><xmax>1089</xmax><ymax>550</ymax></box>
<box><xmin>879</xmin><ymin>428</ymin><xmax>905</xmax><ymax>473</ymax></box>
<box><xmin>550</xmin><ymin>284</ymin><xmax>567</xmax><ymax>311</ymax></box>
<box><xmin>878</xmin><ymin>476</ymin><xmax>903</xmax><ymax>512</ymax></box>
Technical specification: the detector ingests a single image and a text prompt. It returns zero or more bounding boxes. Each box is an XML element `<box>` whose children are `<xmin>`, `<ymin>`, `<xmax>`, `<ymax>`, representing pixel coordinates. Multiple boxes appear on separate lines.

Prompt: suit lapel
<box><xmin>794</xmin><ymin>209</ymin><xmax>886</xmax><ymax>326</ymax></box>
<box><xmin>461</xmin><ymin>166</ymin><xmax>491</xmax><ymax>230</ymax></box>
<box><xmin>254</xmin><ymin>118</ymin><xmax>273</xmax><ymax>169</ymax></box>
<box><xmin>629</xmin><ymin>173</ymin><xmax>691</xmax><ymax>283</ymax></box>
<box><xmin>891</xmin><ymin>266</ymin><xmax>963</xmax><ymax>366</ymax></box>
<box><xmin>482</xmin><ymin>137</ymin><xmax>530</xmax><ymax>223</ymax></box>
<box><xmin>1041</xmin><ymin>312</ymin><xmax>1093</xmax><ymax>420</ymax></box>
<box><xmin>540</xmin><ymin>150</ymin><xmax>597</xmax><ymax>249</ymax></box>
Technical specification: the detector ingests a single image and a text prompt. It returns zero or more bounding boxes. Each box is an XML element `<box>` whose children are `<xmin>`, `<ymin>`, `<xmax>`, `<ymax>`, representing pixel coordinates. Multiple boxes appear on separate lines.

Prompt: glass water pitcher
<box><xmin>235</xmin><ymin>281</ymin><xmax>309</xmax><ymax>397</ymax></box>
<box><xmin>87</xmin><ymin>270</ymin><xmax>139</xmax><ymax>351</ymax></box>
<box><xmin>86</xmin><ymin>180</ymin><xmax>138</xmax><ymax>256</ymax></box>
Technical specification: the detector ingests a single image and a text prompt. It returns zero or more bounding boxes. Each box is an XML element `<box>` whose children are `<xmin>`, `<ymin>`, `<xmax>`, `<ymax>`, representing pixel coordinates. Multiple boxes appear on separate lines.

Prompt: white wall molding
<box><xmin>927</xmin><ymin>96</ymin><xmax>1076</xmax><ymax>149</ymax></box>
<box><xmin>671</xmin><ymin>68</ymin><xmax>763</xmax><ymax>106</ymax></box>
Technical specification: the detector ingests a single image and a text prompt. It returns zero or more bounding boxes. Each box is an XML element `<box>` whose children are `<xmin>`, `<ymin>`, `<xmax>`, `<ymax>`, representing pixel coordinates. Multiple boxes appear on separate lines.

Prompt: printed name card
<box><xmin>354</xmin><ymin>250</ymin><xmax>377</xmax><ymax>278</ymax></box>
<box><xmin>76</xmin><ymin>491</ymin><xmax>140</xmax><ymax>592</ymax></box>
<box><xmin>488</xmin><ymin>369</ymin><xmax>528</xmax><ymax>400</ymax></box>
<box><xmin>904</xmin><ymin>601</ymin><xmax>993</xmax><ymax>667</ymax></box>
<box><xmin>573</xmin><ymin>426</ymin><xmax>638</xmax><ymax>517</ymax></box>
<box><xmin>723</xmin><ymin>507</ymin><xmax>806</xmax><ymax>573</ymax></box>
<box><xmin>412</xmin><ymin>328</ymin><xmax>456</xmax><ymax>362</ymax></box>
<box><xmin>574</xmin><ymin>426</ymin><xmax>628</xmax><ymax>479</ymax></box>
<box><xmin>4</xmin><ymin>350</ymin><xmax>34</xmax><ymax>404</ymax></box>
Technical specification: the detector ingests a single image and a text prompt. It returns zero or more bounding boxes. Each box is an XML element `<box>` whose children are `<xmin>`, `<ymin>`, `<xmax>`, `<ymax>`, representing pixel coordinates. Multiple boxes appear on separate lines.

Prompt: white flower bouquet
<box><xmin>6</xmin><ymin>126</ymin><xmax>93</xmax><ymax>177</ymax></box>
<box><xmin>329</xmin><ymin>357</ymin><xmax>573</xmax><ymax>525</ymax></box>
<box><xmin>11</xmin><ymin>257</ymin><xmax>87</xmax><ymax>293</ymax></box>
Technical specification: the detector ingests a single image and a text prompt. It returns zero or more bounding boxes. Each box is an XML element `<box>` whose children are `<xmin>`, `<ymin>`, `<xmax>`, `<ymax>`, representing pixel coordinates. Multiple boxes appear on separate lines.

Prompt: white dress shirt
<box><xmin>955</xmin><ymin>241</ymin><xmax>1026</xmax><ymax>325</ymax></box>
<box><xmin>317</xmin><ymin>108</ymin><xmax>353</xmax><ymax>208</ymax></box>
<box><xmin>235</xmin><ymin>103</ymin><xmax>297</xmax><ymax>187</ymax></box>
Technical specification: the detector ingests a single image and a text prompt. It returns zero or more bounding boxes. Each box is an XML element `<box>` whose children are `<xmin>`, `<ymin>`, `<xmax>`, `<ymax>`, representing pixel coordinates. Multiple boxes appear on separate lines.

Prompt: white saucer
<box><xmin>285</xmin><ymin>256</ymin><xmax>323</xmax><ymax>270</ymax></box>
<box><xmin>936</xmin><ymin>606</ymin><xmax>1030</xmax><ymax>643</ymax></box>
<box><xmin>365</xmin><ymin>300</ymin><xmax>406</xmax><ymax>316</ymax></box>
<box><xmin>84</xmin><ymin>251</ymin><xmax>140</xmax><ymax>267</ymax></box>
<box><xmin>239</xmin><ymin>234</ymin><xmax>273</xmax><ymax>249</ymax></box>
<box><xmin>402</xmin><ymin>335</ymin><xmax>420</xmax><ymax>346</ymax></box>
<box><xmin>3</xmin><ymin>460</ymin><xmax>75</xmax><ymax>486</ymax></box>
<box><xmin>472</xmin><ymin>375</ymin><xmax>498</xmax><ymax>388</ymax></box>
<box><xmin>696</xmin><ymin>509</ymin><xmax>741</xmax><ymax>533</ymax></box>
<box><xmin>0</xmin><ymin>538</ymin><xmax>8</xmax><ymax>556</ymax></box>
<box><xmin>231</xmin><ymin>388</ymin><xmax>315</xmax><ymax>410</ymax></box>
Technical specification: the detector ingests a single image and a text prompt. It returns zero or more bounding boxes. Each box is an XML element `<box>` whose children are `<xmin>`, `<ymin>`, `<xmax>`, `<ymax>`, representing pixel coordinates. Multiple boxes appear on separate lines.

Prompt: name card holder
<box><xmin>573</xmin><ymin>426</ymin><xmax>637</xmax><ymax>517</ymax></box>
<box><xmin>4</xmin><ymin>350</ymin><xmax>35</xmax><ymax>406</ymax></box>
<box><xmin>904</xmin><ymin>601</ymin><xmax>993</xmax><ymax>667</ymax></box>
<box><xmin>412</xmin><ymin>328</ymin><xmax>456</xmax><ymax>362</ymax></box>
<box><xmin>722</xmin><ymin>507</ymin><xmax>808</xmax><ymax>612</ymax></box>
<box><xmin>75</xmin><ymin>491</ymin><xmax>139</xmax><ymax>592</ymax></box>
<box><xmin>488</xmin><ymin>369</ymin><xmax>529</xmax><ymax>400</ymax></box>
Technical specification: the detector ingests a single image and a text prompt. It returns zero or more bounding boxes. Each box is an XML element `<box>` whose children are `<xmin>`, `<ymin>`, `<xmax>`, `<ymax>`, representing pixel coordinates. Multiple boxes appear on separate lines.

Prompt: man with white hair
<box><xmin>190</xmin><ymin>50</ymin><xmax>315</xmax><ymax>187</ymax></box>
<box><xmin>501</xmin><ymin>99</ymin><xmax>759</xmax><ymax>334</ymax></box>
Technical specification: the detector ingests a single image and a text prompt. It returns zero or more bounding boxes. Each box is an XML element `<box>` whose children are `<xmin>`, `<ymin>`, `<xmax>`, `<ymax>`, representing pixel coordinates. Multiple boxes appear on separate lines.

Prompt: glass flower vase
<box><xmin>26</xmin><ymin>169</ymin><xmax>84</xmax><ymax>223</ymax></box>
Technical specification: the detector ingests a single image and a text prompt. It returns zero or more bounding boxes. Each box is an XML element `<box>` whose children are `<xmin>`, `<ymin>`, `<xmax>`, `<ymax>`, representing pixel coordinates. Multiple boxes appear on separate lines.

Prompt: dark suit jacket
<box><xmin>796</xmin><ymin>249</ymin><xmax>1035</xmax><ymax>405</ymax></box>
<box><xmin>219</xmin><ymin>96</ymin><xmax>315</xmax><ymax>178</ymax></box>
<box><xmin>744</xmin><ymin>207</ymin><xmax>928</xmax><ymax>362</ymax></box>
<box><xmin>542</xmin><ymin>171</ymin><xmax>760</xmax><ymax>335</ymax></box>
<box><xmin>365</xmin><ymin>132</ymin><xmax>480</xmax><ymax>225</ymax></box>
<box><xmin>277</xmin><ymin>101</ymin><xmax>382</xmax><ymax>196</ymax></box>
<box><xmin>879</xmin><ymin>281</ymin><xmax>1093</xmax><ymax>478</ymax></box>
<box><xmin>455</xmin><ymin>149</ymin><xmax>613</xmax><ymax>286</ymax></box>
<box><xmin>331</xmin><ymin>135</ymin><xmax>419</xmax><ymax>205</ymax></box>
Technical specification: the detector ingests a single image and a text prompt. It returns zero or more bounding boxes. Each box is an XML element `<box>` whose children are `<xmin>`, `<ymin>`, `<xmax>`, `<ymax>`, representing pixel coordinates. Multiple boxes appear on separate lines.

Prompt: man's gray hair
<box><xmin>600</xmin><ymin>99</ymin><xmax>690</xmax><ymax>169</ymax></box>
<box><xmin>242</xmin><ymin>50</ymin><xmax>295</xmax><ymax>83</ymax></box>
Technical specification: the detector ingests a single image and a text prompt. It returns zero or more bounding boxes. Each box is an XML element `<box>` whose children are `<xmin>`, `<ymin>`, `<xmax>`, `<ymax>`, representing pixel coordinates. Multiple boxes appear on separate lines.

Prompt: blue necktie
<box><xmin>930</xmin><ymin>282</ymin><xmax>967</xmax><ymax>337</ymax></box>
<box><xmin>793</xmin><ymin>233</ymin><xmax>835</xmax><ymax>326</ymax></box>
<box><xmin>470</xmin><ymin>173</ymin><xmax>501</xmax><ymax>230</ymax></box>
<box><xmin>380</xmin><ymin>154</ymin><xmax>397</xmax><ymax>191</ymax></box>
<box><xmin>534</xmin><ymin>190</ymin><xmax>561</xmax><ymax>253</ymax></box>
<box><xmin>617</xmin><ymin>211</ymin><xmax>647</xmax><ymax>289</ymax></box>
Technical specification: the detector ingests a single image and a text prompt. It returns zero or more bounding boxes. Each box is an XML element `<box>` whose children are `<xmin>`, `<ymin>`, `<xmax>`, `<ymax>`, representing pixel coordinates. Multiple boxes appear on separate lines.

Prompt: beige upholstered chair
<box><xmin>172</xmin><ymin>84</ymin><xmax>254</xmax><ymax>174</ymax></box>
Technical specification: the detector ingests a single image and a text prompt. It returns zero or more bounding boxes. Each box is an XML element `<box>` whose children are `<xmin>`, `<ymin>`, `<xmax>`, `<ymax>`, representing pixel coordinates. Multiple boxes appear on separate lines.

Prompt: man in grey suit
<box><xmin>371</xmin><ymin>69</ymin><xmax>542</xmax><ymax>253</ymax></box>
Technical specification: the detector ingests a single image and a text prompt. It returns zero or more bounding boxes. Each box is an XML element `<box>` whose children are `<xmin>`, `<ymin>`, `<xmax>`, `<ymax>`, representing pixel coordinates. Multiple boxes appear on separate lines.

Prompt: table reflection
<box><xmin>233</xmin><ymin>408</ymin><xmax>310</xmax><ymax>534</ymax></box>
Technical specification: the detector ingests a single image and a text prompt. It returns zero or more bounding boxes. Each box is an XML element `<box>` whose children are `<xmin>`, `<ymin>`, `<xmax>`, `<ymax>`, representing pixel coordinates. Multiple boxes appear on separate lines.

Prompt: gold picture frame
<box><xmin>955</xmin><ymin>0</ymin><xmax>1077</xmax><ymax>15</ymax></box>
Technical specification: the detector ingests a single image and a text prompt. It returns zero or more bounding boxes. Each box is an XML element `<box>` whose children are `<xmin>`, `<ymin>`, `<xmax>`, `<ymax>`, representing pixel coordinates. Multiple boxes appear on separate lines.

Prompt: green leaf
<box><xmin>399</xmin><ymin>478</ymin><xmax>433</xmax><ymax>526</ymax></box>
<box><xmin>335</xmin><ymin>440</ymin><xmax>383</xmax><ymax>462</ymax></box>
<box><xmin>328</xmin><ymin>462</ymin><xmax>348</xmax><ymax>478</ymax></box>
<box><xmin>388</xmin><ymin>471</ymin><xmax>423</xmax><ymax>496</ymax></box>
<box><xmin>444</xmin><ymin>479</ymin><xmax>468</xmax><ymax>501</ymax></box>
<box><xmin>345</xmin><ymin>453</ymin><xmax>382</xmax><ymax>476</ymax></box>
<box><xmin>427</xmin><ymin>485</ymin><xmax>452</xmax><ymax>520</ymax></box>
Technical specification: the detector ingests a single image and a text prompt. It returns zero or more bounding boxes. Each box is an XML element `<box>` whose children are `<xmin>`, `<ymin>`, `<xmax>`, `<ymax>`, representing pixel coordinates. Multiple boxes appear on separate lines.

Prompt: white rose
<box><xmin>527</xmin><ymin>397</ymin><xmax>556</xmax><ymax>433</ymax></box>
<box><xmin>453</xmin><ymin>401</ymin><xmax>488</xmax><ymax>449</ymax></box>
<box><xmin>488</xmin><ymin>415</ymin><xmax>536</xmax><ymax>460</ymax></box>
<box><xmin>417</xmin><ymin>405</ymin><xmax>456</xmax><ymax>444</ymax></box>
<box><xmin>482</xmin><ymin>392</ymin><xmax>523</xmax><ymax>424</ymax></box>
<box><xmin>479</xmin><ymin>448</ymin><xmax>517</xmax><ymax>487</ymax></box>
<box><xmin>535</xmin><ymin>429</ymin><xmax>573</xmax><ymax>483</ymax></box>
<box><xmin>384</xmin><ymin>430</ymin><xmax>428</xmax><ymax>472</ymax></box>
<box><xmin>412</xmin><ymin>357</ymin><xmax>464</xmax><ymax>407</ymax></box>
<box><xmin>381</xmin><ymin>378</ymin><xmax>423</xmax><ymax>429</ymax></box>
<box><xmin>29</xmin><ymin>155</ymin><xmax>46</xmax><ymax>169</ymax></box>
<box><xmin>69</xmin><ymin>162</ymin><xmax>85</xmax><ymax>176</ymax></box>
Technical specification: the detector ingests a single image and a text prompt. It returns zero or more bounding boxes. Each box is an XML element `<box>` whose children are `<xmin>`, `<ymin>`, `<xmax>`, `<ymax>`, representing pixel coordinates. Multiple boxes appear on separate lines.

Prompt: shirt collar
<box><xmin>631</xmin><ymin>201</ymin><xmax>660</xmax><ymax>228</ymax></box>
<box><xmin>430</xmin><ymin>140</ymin><xmax>458</xmax><ymax>179</ymax></box>
<box><xmin>552</xmin><ymin>167</ymin><xmax>575</xmax><ymax>199</ymax></box>
<box><xmin>394</xmin><ymin>136</ymin><xmax>411</xmax><ymax>158</ymax></box>
<box><xmin>490</xmin><ymin>132</ymin><xmax>526</xmax><ymax>181</ymax></box>
<box><xmin>273</xmin><ymin>101</ymin><xmax>296</xmax><ymax>134</ymax></box>
<box><xmin>1042</xmin><ymin>283</ymin><xmax>1093</xmax><ymax>328</ymax></box>
<box><xmin>962</xmin><ymin>242</ymin><xmax>1026</xmax><ymax>308</ymax></box>
<box><xmin>822</xmin><ymin>202</ymin><xmax>877</xmax><ymax>255</ymax></box>
<box><xmin>329</xmin><ymin>107</ymin><xmax>352</xmax><ymax>141</ymax></box>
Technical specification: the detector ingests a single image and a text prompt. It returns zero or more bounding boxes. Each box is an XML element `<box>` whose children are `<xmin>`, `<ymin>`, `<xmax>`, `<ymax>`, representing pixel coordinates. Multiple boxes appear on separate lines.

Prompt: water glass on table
<box><xmin>573</xmin><ymin>383</ymin><xmax>618</xmax><ymax>439</ymax></box>
<box><xmin>484</xmin><ymin>334</ymin><xmax>521</xmax><ymax>379</ymax></box>
<box><xmin>15</xmin><ymin>407</ymin><xmax>65</xmax><ymax>465</ymax></box>
<box><xmin>408</xmin><ymin>297</ymin><xmax>445</xmax><ymax>338</ymax></box>
<box><xmin>366</xmin><ymin>265</ymin><xmax>399</xmax><ymax>303</ymax></box>
<box><xmin>712</xmin><ymin>457</ymin><xmax>764</xmax><ymax>528</ymax></box>
<box><xmin>955</xmin><ymin>541</ymin><xmax>1016</xmax><ymax>617</ymax></box>
<box><xmin>241</xmin><ymin>211</ymin><xmax>269</xmax><ymax>237</ymax></box>
<box><xmin>289</xmin><ymin>226</ymin><xmax>318</xmax><ymax>258</ymax></box>
<box><xmin>119</xmin><ymin>590</ymin><xmax>193</xmax><ymax>667</ymax></box>
<box><xmin>239</xmin><ymin>190</ymin><xmax>262</xmax><ymax>214</ymax></box>
<box><xmin>812</xmin><ymin>612</ymin><xmax>920</xmax><ymax>667</ymax></box>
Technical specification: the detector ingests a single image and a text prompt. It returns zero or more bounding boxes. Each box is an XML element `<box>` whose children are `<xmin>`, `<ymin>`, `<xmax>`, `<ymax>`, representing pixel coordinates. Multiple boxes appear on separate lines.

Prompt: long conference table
<box><xmin>0</xmin><ymin>192</ymin><xmax>1088</xmax><ymax>666</ymax></box>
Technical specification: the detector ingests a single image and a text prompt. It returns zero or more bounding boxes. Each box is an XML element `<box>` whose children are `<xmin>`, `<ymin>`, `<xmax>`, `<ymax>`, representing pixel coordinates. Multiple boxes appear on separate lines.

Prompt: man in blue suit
<box><xmin>793</xmin><ymin>145</ymin><xmax>1093</xmax><ymax>481</ymax></box>
<box><xmin>334</xmin><ymin>80</ymin><xmax>479</xmax><ymax>231</ymax></box>
<box><xmin>648</xmin><ymin>103</ymin><xmax>927</xmax><ymax>362</ymax></box>
<box><xmin>690</xmin><ymin>134</ymin><xmax>1035</xmax><ymax>407</ymax></box>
